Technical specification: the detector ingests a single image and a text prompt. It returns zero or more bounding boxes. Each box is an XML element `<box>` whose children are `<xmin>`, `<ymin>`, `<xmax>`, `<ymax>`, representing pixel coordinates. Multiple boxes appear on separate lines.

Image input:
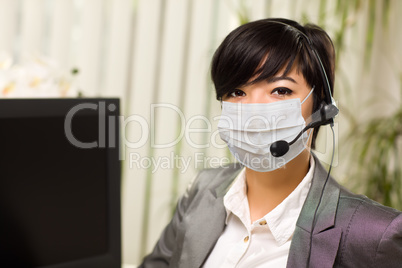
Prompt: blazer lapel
<box><xmin>287</xmin><ymin>156</ymin><xmax>342</xmax><ymax>268</ymax></box>
<box><xmin>179</xmin><ymin>166</ymin><xmax>242</xmax><ymax>268</ymax></box>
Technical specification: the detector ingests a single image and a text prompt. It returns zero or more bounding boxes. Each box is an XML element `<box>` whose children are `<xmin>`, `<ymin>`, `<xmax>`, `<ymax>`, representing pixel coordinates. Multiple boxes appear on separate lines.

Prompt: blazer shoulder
<box><xmin>335</xmin><ymin>187</ymin><xmax>402</xmax><ymax>267</ymax></box>
<box><xmin>338</xmin><ymin>186</ymin><xmax>401</xmax><ymax>218</ymax></box>
<box><xmin>139</xmin><ymin>164</ymin><xmax>242</xmax><ymax>268</ymax></box>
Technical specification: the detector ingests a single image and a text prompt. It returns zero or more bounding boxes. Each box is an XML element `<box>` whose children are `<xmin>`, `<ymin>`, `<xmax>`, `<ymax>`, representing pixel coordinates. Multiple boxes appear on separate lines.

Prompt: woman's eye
<box><xmin>272</xmin><ymin>87</ymin><xmax>293</xmax><ymax>96</ymax></box>
<box><xmin>228</xmin><ymin>89</ymin><xmax>246</xmax><ymax>98</ymax></box>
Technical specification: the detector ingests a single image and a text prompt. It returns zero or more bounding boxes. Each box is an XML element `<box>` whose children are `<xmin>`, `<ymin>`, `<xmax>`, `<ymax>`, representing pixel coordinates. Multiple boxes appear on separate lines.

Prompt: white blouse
<box><xmin>203</xmin><ymin>157</ymin><xmax>315</xmax><ymax>268</ymax></box>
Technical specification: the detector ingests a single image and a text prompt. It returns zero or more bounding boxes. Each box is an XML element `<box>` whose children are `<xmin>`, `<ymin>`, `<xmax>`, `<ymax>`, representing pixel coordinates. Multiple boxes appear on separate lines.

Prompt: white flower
<box><xmin>0</xmin><ymin>52</ymin><xmax>79</xmax><ymax>98</ymax></box>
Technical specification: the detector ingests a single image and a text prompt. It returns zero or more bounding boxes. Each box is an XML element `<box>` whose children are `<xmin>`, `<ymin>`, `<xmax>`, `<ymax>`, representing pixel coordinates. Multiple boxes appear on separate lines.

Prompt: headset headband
<box><xmin>270</xmin><ymin>20</ymin><xmax>334</xmax><ymax>106</ymax></box>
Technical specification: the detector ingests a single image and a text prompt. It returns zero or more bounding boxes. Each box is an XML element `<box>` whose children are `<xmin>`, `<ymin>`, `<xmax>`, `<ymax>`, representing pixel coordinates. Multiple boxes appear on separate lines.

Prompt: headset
<box><xmin>267</xmin><ymin>20</ymin><xmax>339</xmax><ymax>267</ymax></box>
<box><xmin>269</xmin><ymin>22</ymin><xmax>339</xmax><ymax>157</ymax></box>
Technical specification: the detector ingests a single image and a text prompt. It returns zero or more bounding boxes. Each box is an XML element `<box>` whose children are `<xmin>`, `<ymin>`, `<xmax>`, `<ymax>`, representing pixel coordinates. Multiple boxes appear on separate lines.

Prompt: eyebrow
<box><xmin>267</xmin><ymin>76</ymin><xmax>298</xmax><ymax>84</ymax></box>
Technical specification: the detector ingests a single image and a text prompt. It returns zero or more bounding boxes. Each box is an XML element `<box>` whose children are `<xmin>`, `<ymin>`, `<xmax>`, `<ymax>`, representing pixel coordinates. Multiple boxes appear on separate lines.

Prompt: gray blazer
<box><xmin>140</xmin><ymin>157</ymin><xmax>402</xmax><ymax>267</ymax></box>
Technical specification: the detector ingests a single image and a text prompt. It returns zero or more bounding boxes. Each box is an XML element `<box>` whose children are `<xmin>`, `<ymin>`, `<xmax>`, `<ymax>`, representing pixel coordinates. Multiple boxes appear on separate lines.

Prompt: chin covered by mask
<box><xmin>218</xmin><ymin>88</ymin><xmax>314</xmax><ymax>172</ymax></box>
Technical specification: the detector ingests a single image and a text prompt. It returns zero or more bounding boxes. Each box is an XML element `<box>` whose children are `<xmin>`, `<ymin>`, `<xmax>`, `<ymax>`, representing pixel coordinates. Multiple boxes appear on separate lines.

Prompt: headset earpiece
<box><xmin>307</xmin><ymin>102</ymin><xmax>339</xmax><ymax>129</ymax></box>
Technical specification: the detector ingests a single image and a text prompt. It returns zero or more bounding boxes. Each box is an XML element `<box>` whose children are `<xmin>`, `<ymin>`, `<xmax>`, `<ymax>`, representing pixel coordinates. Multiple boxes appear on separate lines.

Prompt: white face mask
<box><xmin>218</xmin><ymin>88</ymin><xmax>314</xmax><ymax>172</ymax></box>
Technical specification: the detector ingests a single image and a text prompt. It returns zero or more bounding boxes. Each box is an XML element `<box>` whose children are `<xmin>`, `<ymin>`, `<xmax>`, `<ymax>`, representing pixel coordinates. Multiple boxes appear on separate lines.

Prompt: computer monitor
<box><xmin>0</xmin><ymin>98</ymin><xmax>121</xmax><ymax>268</ymax></box>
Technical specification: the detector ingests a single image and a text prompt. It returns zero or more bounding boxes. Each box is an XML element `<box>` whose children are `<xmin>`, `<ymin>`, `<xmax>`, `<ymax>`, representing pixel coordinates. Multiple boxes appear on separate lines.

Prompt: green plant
<box><xmin>347</xmin><ymin>107</ymin><xmax>402</xmax><ymax>209</ymax></box>
<box><xmin>331</xmin><ymin>0</ymin><xmax>402</xmax><ymax>210</ymax></box>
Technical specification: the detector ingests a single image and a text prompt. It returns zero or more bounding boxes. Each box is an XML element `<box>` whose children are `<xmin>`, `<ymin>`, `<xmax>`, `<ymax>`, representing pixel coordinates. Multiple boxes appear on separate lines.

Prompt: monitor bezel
<box><xmin>0</xmin><ymin>98</ymin><xmax>121</xmax><ymax>268</ymax></box>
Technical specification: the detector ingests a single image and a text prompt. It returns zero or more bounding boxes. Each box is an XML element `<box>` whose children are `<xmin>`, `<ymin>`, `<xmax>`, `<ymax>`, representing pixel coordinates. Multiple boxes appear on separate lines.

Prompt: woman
<box><xmin>140</xmin><ymin>18</ymin><xmax>402</xmax><ymax>268</ymax></box>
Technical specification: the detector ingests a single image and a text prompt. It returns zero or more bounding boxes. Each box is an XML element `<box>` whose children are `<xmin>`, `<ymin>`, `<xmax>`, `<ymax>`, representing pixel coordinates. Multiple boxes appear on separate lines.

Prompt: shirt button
<box><xmin>244</xmin><ymin>236</ymin><xmax>249</xmax><ymax>243</ymax></box>
<box><xmin>259</xmin><ymin>220</ymin><xmax>267</xmax><ymax>226</ymax></box>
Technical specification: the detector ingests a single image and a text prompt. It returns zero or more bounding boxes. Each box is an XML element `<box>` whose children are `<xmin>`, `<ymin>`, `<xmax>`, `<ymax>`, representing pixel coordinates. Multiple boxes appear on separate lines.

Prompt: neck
<box><xmin>246</xmin><ymin>150</ymin><xmax>311</xmax><ymax>222</ymax></box>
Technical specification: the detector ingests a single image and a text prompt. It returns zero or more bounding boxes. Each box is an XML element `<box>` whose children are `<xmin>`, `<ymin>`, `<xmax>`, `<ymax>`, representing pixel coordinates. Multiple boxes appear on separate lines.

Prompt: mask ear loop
<box><xmin>301</xmin><ymin>85</ymin><xmax>315</xmax><ymax>105</ymax></box>
<box><xmin>302</xmin><ymin>86</ymin><xmax>315</xmax><ymax>149</ymax></box>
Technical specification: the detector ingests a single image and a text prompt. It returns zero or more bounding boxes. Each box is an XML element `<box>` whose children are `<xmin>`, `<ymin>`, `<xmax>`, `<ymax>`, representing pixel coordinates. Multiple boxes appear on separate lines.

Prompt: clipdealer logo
<box><xmin>63</xmin><ymin>101</ymin><xmax>338</xmax><ymax>167</ymax></box>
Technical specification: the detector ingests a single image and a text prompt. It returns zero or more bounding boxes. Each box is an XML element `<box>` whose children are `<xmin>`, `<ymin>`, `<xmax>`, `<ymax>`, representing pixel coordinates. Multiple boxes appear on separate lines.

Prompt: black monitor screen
<box><xmin>0</xmin><ymin>99</ymin><xmax>120</xmax><ymax>268</ymax></box>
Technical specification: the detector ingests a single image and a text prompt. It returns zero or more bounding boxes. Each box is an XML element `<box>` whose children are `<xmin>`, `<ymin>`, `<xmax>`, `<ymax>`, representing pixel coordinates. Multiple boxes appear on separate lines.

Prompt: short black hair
<box><xmin>211</xmin><ymin>18</ymin><xmax>335</xmax><ymax>148</ymax></box>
